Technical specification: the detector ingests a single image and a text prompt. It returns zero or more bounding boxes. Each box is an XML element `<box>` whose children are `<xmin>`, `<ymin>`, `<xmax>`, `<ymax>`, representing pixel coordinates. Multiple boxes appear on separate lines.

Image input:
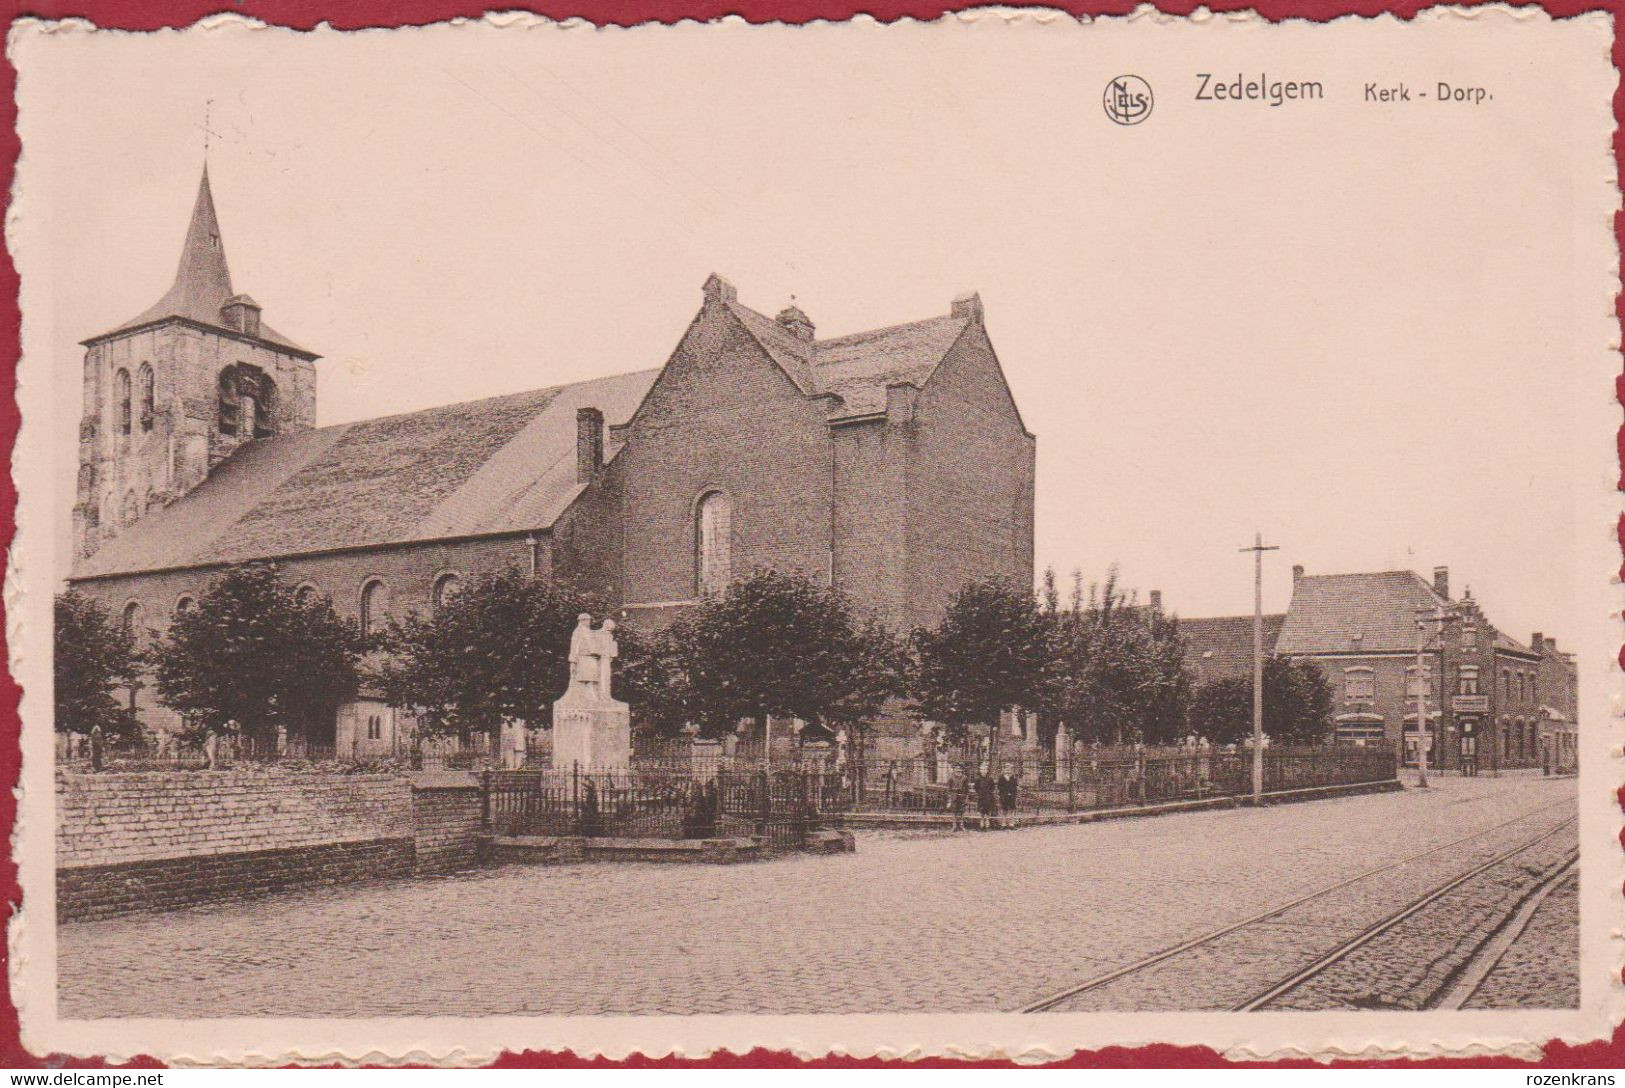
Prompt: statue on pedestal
<box><xmin>551</xmin><ymin>613</ymin><xmax>632</xmax><ymax>770</ymax></box>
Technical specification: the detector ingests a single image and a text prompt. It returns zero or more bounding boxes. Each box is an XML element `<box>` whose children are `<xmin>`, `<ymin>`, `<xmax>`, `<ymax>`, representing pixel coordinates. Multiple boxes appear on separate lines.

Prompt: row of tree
<box><xmin>55</xmin><ymin>562</ymin><xmax>1334</xmax><ymax>752</ymax></box>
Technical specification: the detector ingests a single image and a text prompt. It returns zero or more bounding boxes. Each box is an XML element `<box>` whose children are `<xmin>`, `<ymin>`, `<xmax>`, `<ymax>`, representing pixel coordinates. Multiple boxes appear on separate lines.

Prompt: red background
<box><xmin>0</xmin><ymin>0</ymin><xmax>1619</xmax><ymax>1069</ymax></box>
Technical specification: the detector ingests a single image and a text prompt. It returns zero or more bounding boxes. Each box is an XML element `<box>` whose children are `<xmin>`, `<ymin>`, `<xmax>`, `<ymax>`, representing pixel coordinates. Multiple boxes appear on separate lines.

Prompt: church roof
<box><xmin>71</xmin><ymin>367</ymin><xmax>658</xmax><ymax>580</ymax></box>
<box><xmin>83</xmin><ymin>168</ymin><xmax>314</xmax><ymax>356</ymax></box>
<box><xmin>726</xmin><ymin>300</ymin><xmax>972</xmax><ymax>418</ymax></box>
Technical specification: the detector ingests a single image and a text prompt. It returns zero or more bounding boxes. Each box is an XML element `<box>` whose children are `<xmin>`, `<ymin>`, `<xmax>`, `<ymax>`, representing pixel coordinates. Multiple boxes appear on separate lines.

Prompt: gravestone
<box><xmin>551</xmin><ymin>613</ymin><xmax>631</xmax><ymax>770</ymax></box>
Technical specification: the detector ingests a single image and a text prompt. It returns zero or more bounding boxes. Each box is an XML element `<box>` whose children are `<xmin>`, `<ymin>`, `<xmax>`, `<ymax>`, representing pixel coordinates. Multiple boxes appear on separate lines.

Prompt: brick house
<box><xmin>1270</xmin><ymin>565</ymin><xmax>1548</xmax><ymax>770</ymax></box>
<box><xmin>1181</xmin><ymin>613</ymin><xmax>1286</xmax><ymax>687</ymax></box>
<box><xmin>1182</xmin><ymin>564</ymin><xmax>1563</xmax><ymax>771</ymax></box>
<box><xmin>65</xmin><ymin>170</ymin><xmax>1036</xmax><ymax>751</ymax></box>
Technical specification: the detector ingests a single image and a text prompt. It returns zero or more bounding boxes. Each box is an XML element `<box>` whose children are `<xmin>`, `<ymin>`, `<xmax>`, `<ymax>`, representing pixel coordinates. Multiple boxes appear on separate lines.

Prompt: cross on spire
<box><xmin>196</xmin><ymin>98</ymin><xmax>222</xmax><ymax>162</ymax></box>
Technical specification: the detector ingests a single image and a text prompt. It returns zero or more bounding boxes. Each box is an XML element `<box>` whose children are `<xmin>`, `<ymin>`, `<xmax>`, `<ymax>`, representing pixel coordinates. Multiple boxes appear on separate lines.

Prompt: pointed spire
<box><xmin>155</xmin><ymin>165</ymin><xmax>235</xmax><ymax>321</ymax></box>
<box><xmin>82</xmin><ymin>166</ymin><xmax>313</xmax><ymax>356</ymax></box>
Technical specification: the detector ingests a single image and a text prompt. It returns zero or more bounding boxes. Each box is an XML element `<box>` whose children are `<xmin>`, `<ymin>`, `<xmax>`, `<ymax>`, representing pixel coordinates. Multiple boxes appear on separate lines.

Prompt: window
<box><xmin>137</xmin><ymin>364</ymin><xmax>155</xmax><ymax>433</ymax></box>
<box><xmin>432</xmin><ymin>573</ymin><xmax>463</xmax><ymax>612</ymax></box>
<box><xmin>1461</xmin><ymin>626</ymin><xmax>1477</xmax><ymax>649</ymax></box>
<box><xmin>120</xmin><ymin>600</ymin><xmax>143</xmax><ymax>639</ymax></box>
<box><xmin>359</xmin><ymin>579</ymin><xmax>388</xmax><ymax>636</ymax></box>
<box><xmin>1343</xmin><ymin>667</ymin><xmax>1375</xmax><ymax>701</ymax></box>
<box><xmin>1457</xmin><ymin>666</ymin><xmax>1479</xmax><ymax>696</ymax></box>
<box><xmin>696</xmin><ymin>491</ymin><xmax>731</xmax><ymax>597</ymax></box>
<box><xmin>366</xmin><ymin>715</ymin><xmax>383</xmax><ymax>741</ymax></box>
<box><xmin>175</xmin><ymin>595</ymin><xmax>196</xmax><ymax>617</ymax></box>
<box><xmin>114</xmin><ymin>369</ymin><xmax>132</xmax><ymax>436</ymax></box>
<box><xmin>295</xmin><ymin>583</ymin><xmax>319</xmax><ymax>606</ymax></box>
<box><xmin>1501</xmin><ymin>668</ymin><xmax>1512</xmax><ymax>699</ymax></box>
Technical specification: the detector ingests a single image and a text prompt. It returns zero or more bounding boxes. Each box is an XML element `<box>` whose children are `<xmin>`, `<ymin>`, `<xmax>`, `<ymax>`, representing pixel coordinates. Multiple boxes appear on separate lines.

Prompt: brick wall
<box><xmin>616</xmin><ymin>303</ymin><xmax>834</xmax><ymax>623</ymax></box>
<box><xmin>905</xmin><ymin>323</ymin><xmax>1035</xmax><ymax>632</ymax></box>
<box><xmin>56</xmin><ymin>771</ymin><xmax>420</xmax><ymax>920</ymax></box>
<box><xmin>411</xmin><ymin>783</ymin><xmax>484</xmax><ymax>874</ymax></box>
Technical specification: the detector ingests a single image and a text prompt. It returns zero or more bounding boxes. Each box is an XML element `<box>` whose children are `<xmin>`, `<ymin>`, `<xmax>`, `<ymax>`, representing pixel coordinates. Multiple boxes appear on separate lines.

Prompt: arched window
<box><xmin>696</xmin><ymin>491</ymin><xmax>731</xmax><ymax>597</ymax></box>
<box><xmin>294</xmin><ymin>583</ymin><xmax>319</xmax><ymax>606</ymax></box>
<box><xmin>1501</xmin><ymin>668</ymin><xmax>1512</xmax><ymax>699</ymax></box>
<box><xmin>121</xmin><ymin>600</ymin><xmax>143</xmax><ymax>639</ymax></box>
<box><xmin>432</xmin><ymin>573</ymin><xmax>463</xmax><ymax>612</ymax></box>
<box><xmin>137</xmin><ymin>364</ymin><xmax>155</xmax><ymax>433</ymax></box>
<box><xmin>218</xmin><ymin>365</ymin><xmax>275</xmax><ymax>439</ymax></box>
<box><xmin>174</xmin><ymin>595</ymin><xmax>196</xmax><ymax>617</ymax></box>
<box><xmin>359</xmin><ymin>579</ymin><xmax>389</xmax><ymax>636</ymax></box>
<box><xmin>114</xmin><ymin>369</ymin><xmax>132</xmax><ymax>436</ymax></box>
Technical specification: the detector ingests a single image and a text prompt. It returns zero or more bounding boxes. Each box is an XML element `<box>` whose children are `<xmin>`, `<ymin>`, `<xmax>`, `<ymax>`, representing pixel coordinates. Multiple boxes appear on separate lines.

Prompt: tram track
<box><xmin>1019</xmin><ymin>799</ymin><xmax>1577</xmax><ymax>1014</ymax></box>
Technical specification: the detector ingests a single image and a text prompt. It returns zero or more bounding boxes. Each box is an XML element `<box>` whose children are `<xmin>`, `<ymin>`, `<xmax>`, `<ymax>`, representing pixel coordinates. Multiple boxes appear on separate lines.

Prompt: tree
<box><xmin>635</xmin><ymin>569</ymin><xmax>906</xmax><ymax>741</ymax></box>
<box><xmin>1188</xmin><ymin>656</ymin><xmax>1334</xmax><ymax>746</ymax></box>
<box><xmin>375</xmin><ymin>566</ymin><xmax>596</xmax><ymax>743</ymax></box>
<box><xmin>911</xmin><ymin>577</ymin><xmax>1052</xmax><ymax>757</ymax></box>
<box><xmin>152</xmin><ymin>564</ymin><xmax>365</xmax><ymax>745</ymax></box>
<box><xmin>54</xmin><ymin>591</ymin><xmax>144</xmax><ymax>741</ymax></box>
<box><xmin>1041</xmin><ymin>567</ymin><xmax>1192</xmax><ymax>748</ymax></box>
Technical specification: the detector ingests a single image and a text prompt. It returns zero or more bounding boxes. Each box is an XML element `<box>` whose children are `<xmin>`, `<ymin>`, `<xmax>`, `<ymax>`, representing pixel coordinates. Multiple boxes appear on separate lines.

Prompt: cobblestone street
<box><xmin>58</xmin><ymin>772</ymin><xmax>1577</xmax><ymax>1018</ymax></box>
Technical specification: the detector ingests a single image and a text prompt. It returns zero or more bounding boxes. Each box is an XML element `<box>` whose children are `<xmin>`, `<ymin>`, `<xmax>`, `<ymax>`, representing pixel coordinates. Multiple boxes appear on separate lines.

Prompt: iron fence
<box><xmin>838</xmin><ymin>746</ymin><xmax>1396</xmax><ymax>818</ymax></box>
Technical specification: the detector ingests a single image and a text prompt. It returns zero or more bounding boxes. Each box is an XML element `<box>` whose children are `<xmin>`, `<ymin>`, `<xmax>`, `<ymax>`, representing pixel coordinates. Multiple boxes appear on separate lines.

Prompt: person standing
<box><xmin>975</xmin><ymin>771</ymin><xmax>997</xmax><ymax>831</ymax></box>
<box><xmin>997</xmin><ymin>765</ymin><xmax>1019</xmax><ymax>826</ymax></box>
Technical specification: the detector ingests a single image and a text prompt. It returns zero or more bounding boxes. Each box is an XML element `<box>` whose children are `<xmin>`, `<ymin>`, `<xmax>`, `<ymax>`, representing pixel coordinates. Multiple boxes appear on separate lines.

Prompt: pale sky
<box><xmin>13</xmin><ymin>11</ymin><xmax>1615</xmax><ymax>645</ymax></box>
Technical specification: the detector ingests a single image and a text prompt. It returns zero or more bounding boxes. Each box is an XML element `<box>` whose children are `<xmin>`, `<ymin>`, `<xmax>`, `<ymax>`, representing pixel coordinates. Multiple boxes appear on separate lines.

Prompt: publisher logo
<box><xmin>1104</xmin><ymin>75</ymin><xmax>1154</xmax><ymax>125</ymax></box>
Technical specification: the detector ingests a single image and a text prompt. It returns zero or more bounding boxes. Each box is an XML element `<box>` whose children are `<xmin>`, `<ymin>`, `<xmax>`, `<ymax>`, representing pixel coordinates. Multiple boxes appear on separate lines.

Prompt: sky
<box><xmin>12</xmin><ymin>11</ymin><xmax>1615</xmax><ymax>645</ymax></box>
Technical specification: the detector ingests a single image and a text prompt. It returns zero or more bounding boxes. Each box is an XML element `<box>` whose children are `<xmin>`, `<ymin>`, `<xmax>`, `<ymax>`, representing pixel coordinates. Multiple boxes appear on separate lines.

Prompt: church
<box><xmin>66</xmin><ymin>170</ymin><xmax>1038</xmax><ymax>751</ymax></box>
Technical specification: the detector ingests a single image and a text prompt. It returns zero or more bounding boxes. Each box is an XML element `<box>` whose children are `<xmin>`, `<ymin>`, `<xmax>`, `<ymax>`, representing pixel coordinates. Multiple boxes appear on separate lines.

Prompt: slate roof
<box><xmin>1181</xmin><ymin>614</ymin><xmax>1286</xmax><ymax>684</ymax></box>
<box><xmin>84</xmin><ymin>168</ymin><xmax>313</xmax><ymax>356</ymax></box>
<box><xmin>727</xmin><ymin>301</ymin><xmax>971</xmax><ymax>418</ymax></box>
<box><xmin>71</xmin><ymin>367</ymin><xmax>659</xmax><ymax>580</ymax></box>
<box><xmin>1274</xmin><ymin>571</ymin><xmax>1452</xmax><ymax>655</ymax></box>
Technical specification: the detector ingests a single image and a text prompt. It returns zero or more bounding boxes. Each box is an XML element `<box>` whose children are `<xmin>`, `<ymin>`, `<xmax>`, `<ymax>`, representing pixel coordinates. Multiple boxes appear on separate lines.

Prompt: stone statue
<box><xmin>552</xmin><ymin>613</ymin><xmax>631</xmax><ymax>770</ymax></box>
<box><xmin>568</xmin><ymin>613</ymin><xmax>618</xmax><ymax>701</ymax></box>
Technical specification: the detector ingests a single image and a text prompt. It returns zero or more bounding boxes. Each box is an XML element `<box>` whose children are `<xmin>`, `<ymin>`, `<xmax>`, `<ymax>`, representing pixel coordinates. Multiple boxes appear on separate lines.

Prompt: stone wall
<box><xmin>56</xmin><ymin>771</ymin><xmax>439</xmax><ymax>921</ymax></box>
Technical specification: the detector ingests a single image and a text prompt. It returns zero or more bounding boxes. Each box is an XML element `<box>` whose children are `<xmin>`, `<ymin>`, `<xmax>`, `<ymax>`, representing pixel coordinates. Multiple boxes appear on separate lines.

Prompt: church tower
<box><xmin>74</xmin><ymin>168</ymin><xmax>320</xmax><ymax>559</ymax></box>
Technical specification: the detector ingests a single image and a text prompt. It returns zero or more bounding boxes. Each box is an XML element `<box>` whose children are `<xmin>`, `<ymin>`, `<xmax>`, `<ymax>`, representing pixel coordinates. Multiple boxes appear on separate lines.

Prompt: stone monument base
<box><xmin>551</xmin><ymin>703</ymin><xmax>631</xmax><ymax>770</ymax></box>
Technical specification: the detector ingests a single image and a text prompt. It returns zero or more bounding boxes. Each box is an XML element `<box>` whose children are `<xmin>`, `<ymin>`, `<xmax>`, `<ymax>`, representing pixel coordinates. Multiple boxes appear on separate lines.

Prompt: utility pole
<box><xmin>1412</xmin><ymin>603</ymin><xmax>1457</xmax><ymax>790</ymax></box>
<box><xmin>1240</xmin><ymin>532</ymin><xmax>1279</xmax><ymax>803</ymax></box>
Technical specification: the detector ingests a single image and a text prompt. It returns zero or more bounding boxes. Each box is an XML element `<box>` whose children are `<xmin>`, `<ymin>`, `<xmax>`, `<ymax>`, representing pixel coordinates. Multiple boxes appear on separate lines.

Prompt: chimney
<box><xmin>701</xmin><ymin>273</ymin><xmax>737</xmax><ymax>306</ymax></box>
<box><xmin>1292</xmin><ymin>564</ymin><xmax>1304</xmax><ymax>585</ymax></box>
<box><xmin>1149</xmin><ymin>589</ymin><xmax>1162</xmax><ymax>614</ymax></box>
<box><xmin>220</xmin><ymin>294</ymin><xmax>262</xmax><ymax>338</ymax></box>
<box><xmin>1531</xmin><ymin>632</ymin><xmax>1544</xmax><ymax>654</ymax></box>
<box><xmin>1432</xmin><ymin>566</ymin><xmax>1449</xmax><ymax>600</ymax></box>
<box><xmin>576</xmin><ymin>407</ymin><xmax>604</xmax><ymax>484</ymax></box>
<box><xmin>775</xmin><ymin>303</ymin><xmax>815</xmax><ymax>342</ymax></box>
<box><xmin>950</xmin><ymin>291</ymin><xmax>983</xmax><ymax>322</ymax></box>
<box><xmin>1546</xmin><ymin>636</ymin><xmax>1556</xmax><ymax>653</ymax></box>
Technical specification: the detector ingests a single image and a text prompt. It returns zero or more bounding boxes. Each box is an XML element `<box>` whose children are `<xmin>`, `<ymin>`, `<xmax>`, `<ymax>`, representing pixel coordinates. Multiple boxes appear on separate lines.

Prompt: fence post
<box><xmin>480</xmin><ymin>768</ymin><xmax>492</xmax><ymax>832</ymax></box>
<box><xmin>572</xmin><ymin>761</ymin><xmax>581</xmax><ymax>835</ymax></box>
<box><xmin>1067</xmin><ymin>749</ymin><xmax>1076</xmax><ymax>813</ymax></box>
<box><xmin>758</xmin><ymin>768</ymin><xmax>770</xmax><ymax>837</ymax></box>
